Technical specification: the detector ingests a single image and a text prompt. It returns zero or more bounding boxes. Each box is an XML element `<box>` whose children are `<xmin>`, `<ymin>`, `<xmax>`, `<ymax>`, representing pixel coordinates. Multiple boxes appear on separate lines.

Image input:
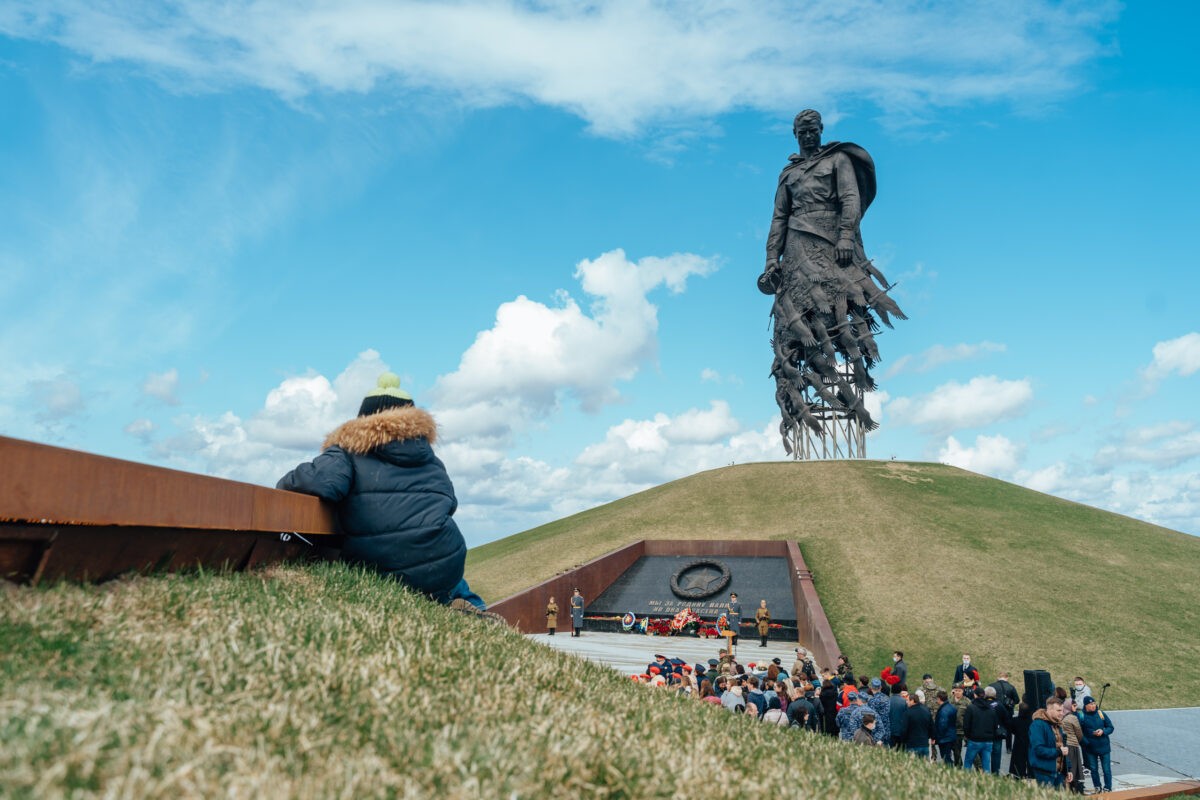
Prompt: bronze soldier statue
<box><xmin>759</xmin><ymin>109</ymin><xmax>906</xmax><ymax>452</ymax></box>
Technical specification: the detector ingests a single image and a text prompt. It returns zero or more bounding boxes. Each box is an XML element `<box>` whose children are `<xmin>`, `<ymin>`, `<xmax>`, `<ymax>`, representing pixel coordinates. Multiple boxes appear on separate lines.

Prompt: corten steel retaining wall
<box><xmin>486</xmin><ymin>541</ymin><xmax>647</xmax><ymax>633</ymax></box>
<box><xmin>0</xmin><ymin>435</ymin><xmax>340</xmax><ymax>584</ymax></box>
<box><xmin>1107</xmin><ymin>782</ymin><xmax>1200</xmax><ymax>800</ymax></box>
<box><xmin>488</xmin><ymin>539</ymin><xmax>843</xmax><ymax>669</ymax></box>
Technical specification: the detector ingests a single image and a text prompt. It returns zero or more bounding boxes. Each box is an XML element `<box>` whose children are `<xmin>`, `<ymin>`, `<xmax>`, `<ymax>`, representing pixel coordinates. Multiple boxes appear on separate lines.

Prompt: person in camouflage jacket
<box><xmin>867</xmin><ymin>680</ymin><xmax>892</xmax><ymax>744</ymax></box>
<box><xmin>921</xmin><ymin>674</ymin><xmax>943</xmax><ymax>717</ymax></box>
<box><xmin>950</xmin><ymin>683</ymin><xmax>971</xmax><ymax>766</ymax></box>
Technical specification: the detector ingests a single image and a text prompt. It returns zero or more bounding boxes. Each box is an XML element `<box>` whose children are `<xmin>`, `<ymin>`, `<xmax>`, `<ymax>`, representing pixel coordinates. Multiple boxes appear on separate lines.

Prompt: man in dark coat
<box><xmin>1078</xmin><ymin>696</ymin><xmax>1116</xmax><ymax>793</ymax></box>
<box><xmin>984</xmin><ymin>686</ymin><xmax>1012</xmax><ymax>774</ymax></box>
<box><xmin>276</xmin><ymin>373</ymin><xmax>477</xmax><ymax>608</ymax></box>
<box><xmin>888</xmin><ymin>686</ymin><xmax>908</xmax><ymax>748</ymax></box>
<box><xmin>1029</xmin><ymin>697</ymin><xmax>1070</xmax><ymax>788</ymax></box>
<box><xmin>902</xmin><ymin>692</ymin><xmax>934</xmax><ymax>758</ymax></box>
<box><xmin>954</xmin><ymin>654</ymin><xmax>980</xmax><ymax>685</ymax></box>
<box><xmin>1009</xmin><ymin>702</ymin><xmax>1034</xmax><ymax>779</ymax></box>
<box><xmin>933</xmin><ymin>691</ymin><xmax>958</xmax><ymax>765</ymax></box>
<box><xmin>570</xmin><ymin>588</ymin><xmax>585</xmax><ymax>636</ymax></box>
<box><xmin>819</xmin><ymin>676</ymin><xmax>840</xmax><ymax>737</ymax></box>
<box><xmin>726</xmin><ymin>593</ymin><xmax>742</xmax><ymax>646</ymax></box>
<box><xmin>961</xmin><ymin>688</ymin><xmax>999</xmax><ymax>772</ymax></box>
<box><xmin>891</xmin><ymin>651</ymin><xmax>908</xmax><ymax>688</ymax></box>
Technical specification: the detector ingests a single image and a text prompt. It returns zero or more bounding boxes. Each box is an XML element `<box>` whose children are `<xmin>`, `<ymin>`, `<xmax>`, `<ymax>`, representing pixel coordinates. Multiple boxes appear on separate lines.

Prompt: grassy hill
<box><xmin>2</xmin><ymin>563</ymin><xmax>1047</xmax><ymax>798</ymax></box>
<box><xmin>466</xmin><ymin>460</ymin><xmax>1200</xmax><ymax>709</ymax></box>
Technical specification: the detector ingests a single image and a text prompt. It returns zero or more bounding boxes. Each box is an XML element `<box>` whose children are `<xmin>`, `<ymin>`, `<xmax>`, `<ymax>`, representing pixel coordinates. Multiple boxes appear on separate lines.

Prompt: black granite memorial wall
<box><xmin>586</xmin><ymin>555</ymin><xmax>798</xmax><ymax>639</ymax></box>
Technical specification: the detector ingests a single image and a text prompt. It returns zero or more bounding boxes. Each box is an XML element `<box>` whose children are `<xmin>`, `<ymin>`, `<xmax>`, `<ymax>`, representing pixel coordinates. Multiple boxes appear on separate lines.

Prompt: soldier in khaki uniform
<box><xmin>545</xmin><ymin>597</ymin><xmax>558</xmax><ymax>635</ymax></box>
<box><xmin>755</xmin><ymin>600</ymin><xmax>771</xmax><ymax>647</ymax></box>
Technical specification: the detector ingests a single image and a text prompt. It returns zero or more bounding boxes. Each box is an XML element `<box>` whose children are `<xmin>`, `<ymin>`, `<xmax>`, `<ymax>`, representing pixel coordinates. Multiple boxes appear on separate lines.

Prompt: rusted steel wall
<box><xmin>487</xmin><ymin>541</ymin><xmax>646</xmax><ymax>633</ymax></box>
<box><xmin>786</xmin><ymin>541</ymin><xmax>842</xmax><ymax>671</ymax></box>
<box><xmin>0</xmin><ymin>523</ymin><xmax>312</xmax><ymax>584</ymax></box>
<box><xmin>0</xmin><ymin>435</ymin><xmax>339</xmax><ymax>584</ymax></box>
<box><xmin>0</xmin><ymin>435</ymin><xmax>336</xmax><ymax>533</ymax></box>
<box><xmin>1103</xmin><ymin>780</ymin><xmax>1200</xmax><ymax>800</ymax></box>
<box><xmin>643</xmin><ymin>540</ymin><xmax>789</xmax><ymax>558</ymax></box>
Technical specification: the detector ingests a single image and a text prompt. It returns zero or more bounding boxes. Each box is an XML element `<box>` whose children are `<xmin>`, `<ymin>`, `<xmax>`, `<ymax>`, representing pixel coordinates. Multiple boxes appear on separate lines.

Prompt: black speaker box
<box><xmin>1023</xmin><ymin>669</ymin><xmax>1055</xmax><ymax>709</ymax></box>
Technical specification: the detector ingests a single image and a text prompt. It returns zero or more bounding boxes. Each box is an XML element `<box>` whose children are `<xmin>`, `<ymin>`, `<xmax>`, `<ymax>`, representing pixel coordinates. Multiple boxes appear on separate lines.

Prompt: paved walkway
<box><xmin>529</xmin><ymin>629</ymin><xmax>801</xmax><ymax>676</ymax></box>
<box><xmin>527</xmin><ymin>632</ymin><xmax>1200</xmax><ymax>792</ymax></box>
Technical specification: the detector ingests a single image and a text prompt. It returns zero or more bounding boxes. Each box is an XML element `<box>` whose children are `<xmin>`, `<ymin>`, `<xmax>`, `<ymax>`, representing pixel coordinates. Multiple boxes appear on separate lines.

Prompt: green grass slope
<box><xmin>2</xmin><ymin>564</ymin><xmax>1043</xmax><ymax>799</ymax></box>
<box><xmin>466</xmin><ymin>460</ymin><xmax>1200</xmax><ymax>709</ymax></box>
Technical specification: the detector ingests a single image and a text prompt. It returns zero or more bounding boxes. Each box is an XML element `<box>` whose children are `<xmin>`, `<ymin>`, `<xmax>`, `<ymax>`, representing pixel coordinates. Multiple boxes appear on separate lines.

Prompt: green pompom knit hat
<box><xmin>357</xmin><ymin>372</ymin><xmax>414</xmax><ymax>417</ymax></box>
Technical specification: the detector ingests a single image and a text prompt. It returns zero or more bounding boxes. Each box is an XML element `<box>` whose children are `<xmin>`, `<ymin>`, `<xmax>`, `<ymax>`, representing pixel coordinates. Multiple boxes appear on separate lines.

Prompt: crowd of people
<box><xmin>631</xmin><ymin>648</ymin><xmax>1115</xmax><ymax>794</ymax></box>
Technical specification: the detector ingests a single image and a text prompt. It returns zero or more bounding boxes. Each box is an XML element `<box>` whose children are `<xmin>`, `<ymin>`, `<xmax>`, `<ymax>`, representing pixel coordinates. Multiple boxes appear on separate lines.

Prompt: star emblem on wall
<box><xmin>679</xmin><ymin>568</ymin><xmax>722</xmax><ymax>593</ymax></box>
<box><xmin>670</xmin><ymin>559</ymin><xmax>731</xmax><ymax>600</ymax></box>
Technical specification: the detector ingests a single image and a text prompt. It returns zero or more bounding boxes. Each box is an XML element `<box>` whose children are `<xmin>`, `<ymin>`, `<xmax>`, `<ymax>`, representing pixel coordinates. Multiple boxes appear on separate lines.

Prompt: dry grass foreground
<box><xmin>0</xmin><ymin>563</ymin><xmax>1050</xmax><ymax>799</ymax></box>
<box><xmin>465</xmin><ymin>460</ymin><xmax>1200</xmax><ymax>710</ymax></box>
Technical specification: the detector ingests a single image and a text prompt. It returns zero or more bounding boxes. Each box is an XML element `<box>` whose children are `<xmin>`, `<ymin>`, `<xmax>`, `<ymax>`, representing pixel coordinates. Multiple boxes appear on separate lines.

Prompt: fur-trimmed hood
<box><xmin>322</xmin><ymin>407</ymin><xmax>438</xmax><ymax>453</ymax></box>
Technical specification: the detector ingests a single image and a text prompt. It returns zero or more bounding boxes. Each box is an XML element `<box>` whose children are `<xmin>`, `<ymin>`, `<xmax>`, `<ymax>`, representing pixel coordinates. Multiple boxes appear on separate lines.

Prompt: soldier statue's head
<box><xmin>793</xmin><ymin>109</ymin><xmax>823</xmax><ymax>155</ymax></box>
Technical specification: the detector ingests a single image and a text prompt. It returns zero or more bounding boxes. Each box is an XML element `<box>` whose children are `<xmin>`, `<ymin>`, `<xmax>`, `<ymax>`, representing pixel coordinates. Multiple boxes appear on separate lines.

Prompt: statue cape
<box><xmin>778</xmin><ymin>141</ymin><xmax>877</xmax><ymax>215</ymax></box>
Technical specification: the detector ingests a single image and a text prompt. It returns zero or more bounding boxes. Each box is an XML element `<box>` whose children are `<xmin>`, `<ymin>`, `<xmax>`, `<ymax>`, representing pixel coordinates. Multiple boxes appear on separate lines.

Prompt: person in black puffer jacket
<box><xmin>961</xmin><ymin>688</ymin><xmax>999</xmax><ymax>772</ymax></box>
<box><xmin>277</xmin><ymin>373</ymin><xmax>473</xmax><ymax>606</ymax></box>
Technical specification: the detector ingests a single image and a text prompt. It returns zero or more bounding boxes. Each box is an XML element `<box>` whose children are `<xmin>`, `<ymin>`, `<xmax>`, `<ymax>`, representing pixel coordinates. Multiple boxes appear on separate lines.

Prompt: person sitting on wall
<box><xmin>276</xmin><ymin>373</ymin><xmax>495</xmax><ymax>619</ymax></box>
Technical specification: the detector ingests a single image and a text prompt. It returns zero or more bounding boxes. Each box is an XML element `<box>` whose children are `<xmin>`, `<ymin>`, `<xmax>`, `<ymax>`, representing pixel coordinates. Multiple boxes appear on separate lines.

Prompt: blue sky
<box><xmin>3</xmin><ymin>1</ymin><xmax>1199</xmax><ymax>544</ymax></box>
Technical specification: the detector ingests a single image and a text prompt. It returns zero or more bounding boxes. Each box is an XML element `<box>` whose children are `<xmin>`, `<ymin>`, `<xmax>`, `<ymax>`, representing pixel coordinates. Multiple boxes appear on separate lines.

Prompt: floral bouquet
<box><xmin>670</xmin><ymin>607</ymin><xmax>701</xmax><ymax>633</ymax></box>
<box><xmin>645</xmin><ymin>618</ymin><xmax>673</xmax><ymax>636</ymax></box>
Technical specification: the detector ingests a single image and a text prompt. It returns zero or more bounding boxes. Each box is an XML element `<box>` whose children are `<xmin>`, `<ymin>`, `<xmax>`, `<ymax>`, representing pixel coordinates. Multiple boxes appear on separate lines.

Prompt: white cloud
<box><xmin>141</xmin><ymin>368</ymin><xmax>180</xmax><ymax>405</ymax></box>
<box><xmin>700</xmin><ymin>368</ymin><xmax>741</xmax><ymax>385</ymax></box>
<box><xmin>150</xmin><ymin>243</ymin><xmax>715</xmax><ymax>498</ymax></box>
<box><xmin>573</xmin><ymin>406</ymin><xmax>777</xmax><ymax>484</ymax></box>
<box><xmin>1015</xmin><ymin>461</ymin><xmax>1200</xmax><ymax>536</ymax></box>
<box><xmin>1018</xmin><ymin>462</ymin><xmax>1069</xmax><ymax>495</ymax></box>
<box><xmin>433</xmin><ymin>249</ymin><xmax>715</xmax><ymax>446</ymax></box>
<box><xmin>1094</xmin><ymin>421</ymin><xmax>1200</xmax><ymax>469</ymax></box>
<box><xmin>154</xmin><ymin>349</ymin><xmax>389</xmax><ymax>482</ymax></box>
<box><xmin>123</xmin><ymin>417</ymin><xmax>156</xmax><ymax>442</ymax></box>
<box><xmin>28</xmin><ymin>376</ymin><xmax>85</xmax><ymax>422</ymax></box>
<box><xmin>1143</xmin><ymin>332</ymin><xmax>1200</xmax><ymax>382</ymax></box>
<box><xmin>938</xmin><ymin>433</ymin><xmax>1021</xmax><ymax>476</ymax></box>
<box><xmin>885</xmin><ymin>341</ymin><xmax>1005</xmax><ymax>377</ymax></box>
<box><xmin>432</xmin><ymin>404</ymin><xmax>782</xmax><ymax>545</ymax></box>
<box><xmin>0</xmin><ymin>1</ymin><xmax>1118</xmax><ymax>135</ymax></box>
<box><xmin>887</xmin><ymin>375</ymin><xmax>1032</xmax><ymax>434</ymax></box>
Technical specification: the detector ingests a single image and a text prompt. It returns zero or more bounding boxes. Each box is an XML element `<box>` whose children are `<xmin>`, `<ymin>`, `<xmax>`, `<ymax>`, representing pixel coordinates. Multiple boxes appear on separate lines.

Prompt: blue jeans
<box><xmin>1034</xmin><ymin>770</ymin><xmax>1064</xmax><ymax>788</ymax></box>
<box><xmin>990</xmin><ymin>739</ymin><xmax>1003</xmax><ymax>774</ymax></box>
<box><xmin>1085</xmin><ymin>751</ymin><xmax>1112</xmax><ymax>791</ymax></box>
<box><xmin>448</xmin><ymin>578</ymin><xmax>486</xmax><ymax>609</ymax></box>
<box><xmin>909</xmin><ymin>745</ymin><xmax>929</xmax><ymax>758</ymax></box>
<box><xmin>962</xmin><ymin>739</ymin><xmax>992</xmax><ymax>772</ymax></box>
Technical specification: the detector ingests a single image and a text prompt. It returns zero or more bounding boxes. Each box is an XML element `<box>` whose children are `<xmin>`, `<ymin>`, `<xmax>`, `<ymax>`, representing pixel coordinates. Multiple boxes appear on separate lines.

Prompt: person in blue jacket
<box><xmin>1078</xmin><ymin>696</ymin><xmax>1116</xmax><ymax>793</ymax></box>
<box><xmin>933</xmin><ymin>690</ymin><xmax>959</xmax><ymax>764</ymax></box>
<box><xmin>276</xmin><ymin>373</ymin><xmax>487</xmax><ymax>613</ymax></box>
<box><xmin>1028</xmin><ymin>696</ymin><xmax>1071</xmax><ymax>788</ymax></box>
